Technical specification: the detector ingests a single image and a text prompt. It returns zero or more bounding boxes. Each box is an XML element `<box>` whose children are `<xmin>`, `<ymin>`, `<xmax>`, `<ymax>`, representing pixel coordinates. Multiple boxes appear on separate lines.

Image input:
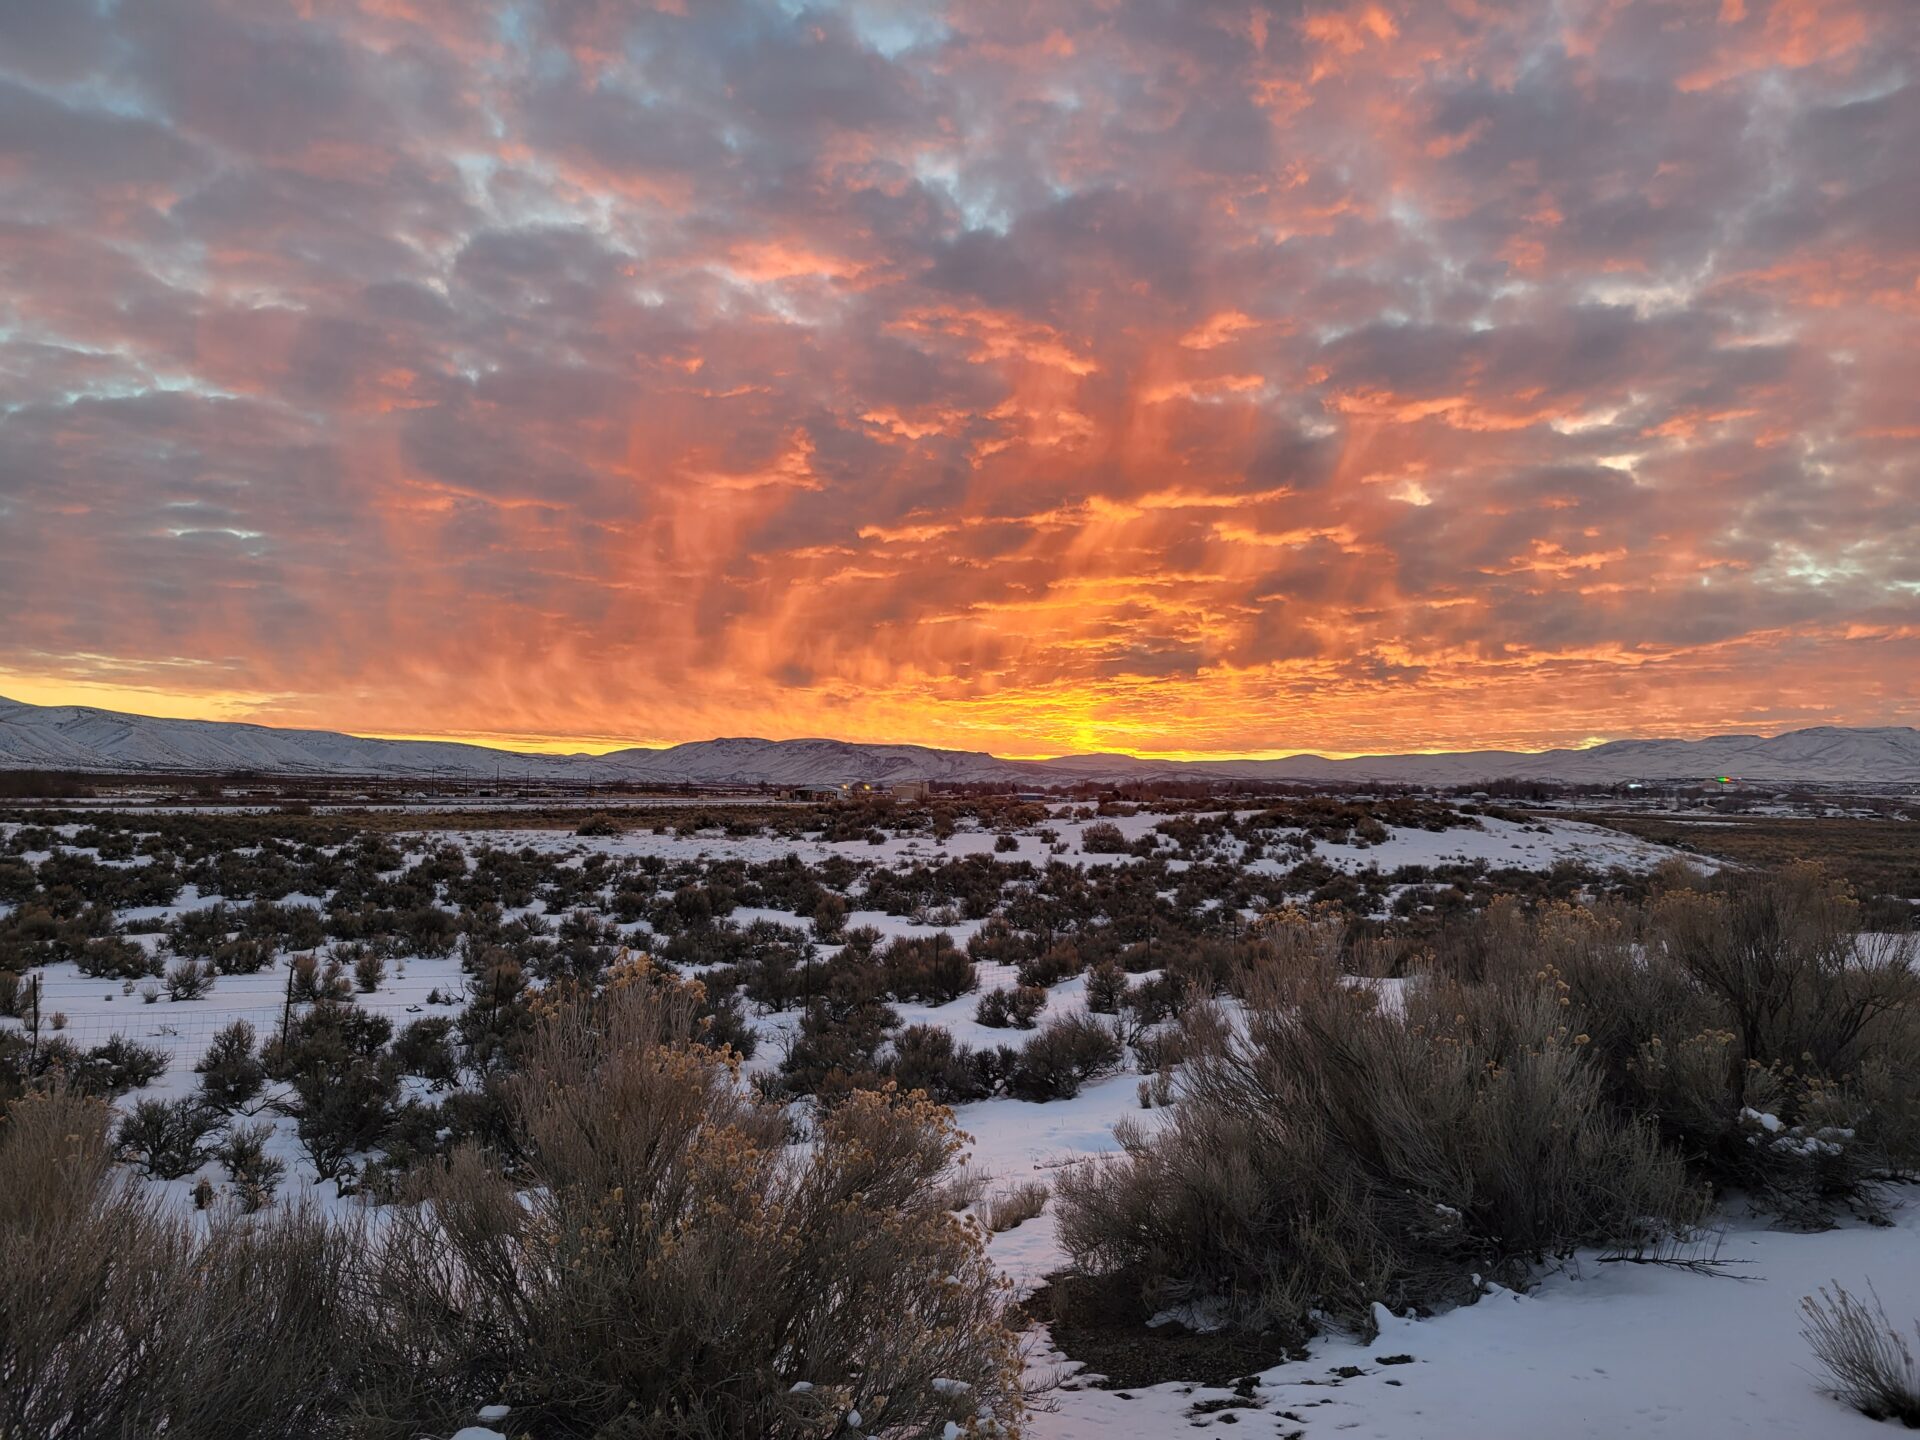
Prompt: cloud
<box><xmin>0</xmin><ymin>0</ymin><xmax>1915</xmax><ymax>756</ymax></box>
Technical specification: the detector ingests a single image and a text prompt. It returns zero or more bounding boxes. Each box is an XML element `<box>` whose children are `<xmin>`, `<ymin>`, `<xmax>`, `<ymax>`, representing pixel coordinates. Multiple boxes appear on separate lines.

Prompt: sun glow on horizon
<box><xmin>360</xmin><ymin>730</ymin><xmax>661</xmax><ymax>758</ymax></box>
<box><xmin>0</xmin><ymin>672</ymin><xmax>1789</xmax><ymax>764</ymax></box>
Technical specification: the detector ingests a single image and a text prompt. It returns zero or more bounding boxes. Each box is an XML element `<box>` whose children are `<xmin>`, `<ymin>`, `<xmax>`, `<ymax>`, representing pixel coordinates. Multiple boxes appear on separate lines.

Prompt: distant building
<box><xmin>888</xmin><ymin>780</ymin><xmax>931</xmax><ymax>800</ymax></box>
<box><xmin>785</xmin><ymin>780</ymin><xmax>884</xmax><ymax>800</ymax></box>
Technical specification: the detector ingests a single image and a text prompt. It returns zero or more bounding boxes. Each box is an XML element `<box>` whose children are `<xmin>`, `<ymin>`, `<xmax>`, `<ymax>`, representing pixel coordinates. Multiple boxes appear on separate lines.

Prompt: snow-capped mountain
<box><xmin>1194</xmin><ymin>727</ymin><xmax>1920</xmax><ymax>786</ymax></box>
<box><xmin>0</xmin><ymin>695</ymin><xmax>1914</xmax><ymax>786</ymax></box>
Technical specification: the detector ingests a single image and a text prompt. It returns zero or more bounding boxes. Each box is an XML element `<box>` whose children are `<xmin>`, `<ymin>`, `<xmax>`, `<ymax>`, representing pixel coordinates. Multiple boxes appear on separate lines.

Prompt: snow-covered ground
<box><xmin>5</xmin><ymin>808</ymin><xmax>1912</xmax><ymax>1437</ymax></box>
<box><xmin>961</xmin><ymin>1065</ymin><xmax>1163</xmax><ymax>1297</ymax></box>
<box><xmin>1027</xmin><ymin>1206</ymin><xmax>1920</xmax><ymax>1439</ymax></box>
<box><xmin>420</xmin><ymin>808</ymin><xmax>1686</xmax><ymax>880</ymax></box>
<box><xmin>1254</xmin><ymin>812</ymin><xmax>1685</xmax><ymax>876</ymax></box>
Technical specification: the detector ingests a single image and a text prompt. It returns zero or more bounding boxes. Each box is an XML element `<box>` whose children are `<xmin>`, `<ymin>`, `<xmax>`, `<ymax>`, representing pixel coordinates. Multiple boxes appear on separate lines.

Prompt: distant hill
<box><xmin>1</xmin><ymin>695</ymin><xmax>1915</xmax><ymax>787</ymax></box>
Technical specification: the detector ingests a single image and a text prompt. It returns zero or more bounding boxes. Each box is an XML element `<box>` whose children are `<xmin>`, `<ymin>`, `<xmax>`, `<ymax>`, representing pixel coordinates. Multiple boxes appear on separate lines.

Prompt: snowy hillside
<box><xmin>0</xmin><ymin>697</ymin><xmax>596</xmax><ymax>781</ymax></box>
<box><xmin>606</xmin><ymin>736</ymin><xmax>1044</xmax><ymax>787</ymax></box>
<box><xmin>0</xmin><ymin>695</ymin><xmax>1915</xmax><ymax>785</ymax></box>
<box><xmin>1206</xmin><ymin>725</ymin><xmax>1920</xmax><ymax>786</ymax></box>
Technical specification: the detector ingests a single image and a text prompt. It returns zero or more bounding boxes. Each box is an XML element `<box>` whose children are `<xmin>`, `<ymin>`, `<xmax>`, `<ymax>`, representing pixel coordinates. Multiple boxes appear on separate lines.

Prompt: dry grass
<box><xmin>1581</xmin><ymin>812</ymin><xmax>1920</xmax><ymax>902</ymax></box>
<box><xmin>984</xmin><ymin>1180</ymin><xmax>1050</xmax><ymax>1233</ymax></box>
<box><xmin>938</xmin><ymin>1165</ymin><xmax>991</xmax><ymax>1212</ymax></box>
<box><xmin>1801</xmin><ymin>1282</ymin><xmax>1920</xmax><ymax>1426</ymax></box>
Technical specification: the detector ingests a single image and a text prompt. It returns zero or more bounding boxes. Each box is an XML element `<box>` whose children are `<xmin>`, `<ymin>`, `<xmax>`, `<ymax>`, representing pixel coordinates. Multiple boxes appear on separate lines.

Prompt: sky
<box><xmin>0</xmin><ymin>0</ymin><xmax>1915</xmax><ymax>761</ymax></box>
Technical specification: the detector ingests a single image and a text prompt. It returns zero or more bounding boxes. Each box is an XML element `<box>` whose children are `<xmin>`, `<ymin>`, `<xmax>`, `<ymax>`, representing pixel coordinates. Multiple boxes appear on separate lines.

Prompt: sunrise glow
<box><xmin>2</xmin><ymin>0</ymin><xmax>1915</xmax><ymax>758</ymax></box>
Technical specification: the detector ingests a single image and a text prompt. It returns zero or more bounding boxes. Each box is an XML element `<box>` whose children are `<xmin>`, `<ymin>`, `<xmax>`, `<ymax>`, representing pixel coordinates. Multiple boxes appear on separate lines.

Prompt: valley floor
<box><xmin>5</xmin><ymin>801</ymin><xmax>1916</xmax><ymax>1439</ymax></box>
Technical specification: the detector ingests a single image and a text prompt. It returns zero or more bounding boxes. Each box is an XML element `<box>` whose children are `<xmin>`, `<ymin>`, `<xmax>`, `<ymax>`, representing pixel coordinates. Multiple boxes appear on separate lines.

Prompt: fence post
<box><xmin>26</xmin><ymin>972</ymin><xmax>41</xmax><ymax>1073</ymax></box>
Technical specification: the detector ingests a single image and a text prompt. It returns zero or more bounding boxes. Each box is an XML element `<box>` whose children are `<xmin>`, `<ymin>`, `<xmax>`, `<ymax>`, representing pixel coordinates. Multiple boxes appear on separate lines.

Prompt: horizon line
<box><xmin>7</xmin><ymin>690</ymin><xmax>1905</xmax><ymax>768</ymax></box>
<box><xmin>0</xmin><ymin>694</ymin><xmax>1516</xmax><ymax>763</ymax></box>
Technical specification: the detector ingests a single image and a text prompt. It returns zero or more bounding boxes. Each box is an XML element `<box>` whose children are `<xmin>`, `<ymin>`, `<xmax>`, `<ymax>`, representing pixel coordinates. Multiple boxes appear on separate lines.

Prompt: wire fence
<box><xmin>3</xmin><ymin>973</ymin><xmax>467</xmax><ymax>1075</ymax></box>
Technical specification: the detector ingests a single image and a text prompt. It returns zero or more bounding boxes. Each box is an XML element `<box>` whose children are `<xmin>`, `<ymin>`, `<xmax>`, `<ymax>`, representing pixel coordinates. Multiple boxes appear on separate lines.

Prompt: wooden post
<box><xmin>280</xmin><ymin>955</ymin><xmax>297</xmax><ymax>1047</ymax></box>
<box><xmin>25</xmin><ymin>973</ymin><xmax>40</xmax><ymax>1073</ymax></box>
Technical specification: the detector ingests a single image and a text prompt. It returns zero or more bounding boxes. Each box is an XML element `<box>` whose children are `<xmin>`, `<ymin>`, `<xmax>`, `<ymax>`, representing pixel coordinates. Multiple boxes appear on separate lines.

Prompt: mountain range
<box><xmin>1</xmin><ymin>695</ymin><xmax>1915</xmax><ymax>787</ymax></box>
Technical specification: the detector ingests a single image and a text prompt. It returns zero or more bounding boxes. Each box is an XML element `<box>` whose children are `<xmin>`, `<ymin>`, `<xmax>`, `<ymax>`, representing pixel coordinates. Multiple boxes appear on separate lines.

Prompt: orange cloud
<box><xmin>0</xmin><ymin>0</ymin><xmax>1913</xmax><ymax>759</ymax></box>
